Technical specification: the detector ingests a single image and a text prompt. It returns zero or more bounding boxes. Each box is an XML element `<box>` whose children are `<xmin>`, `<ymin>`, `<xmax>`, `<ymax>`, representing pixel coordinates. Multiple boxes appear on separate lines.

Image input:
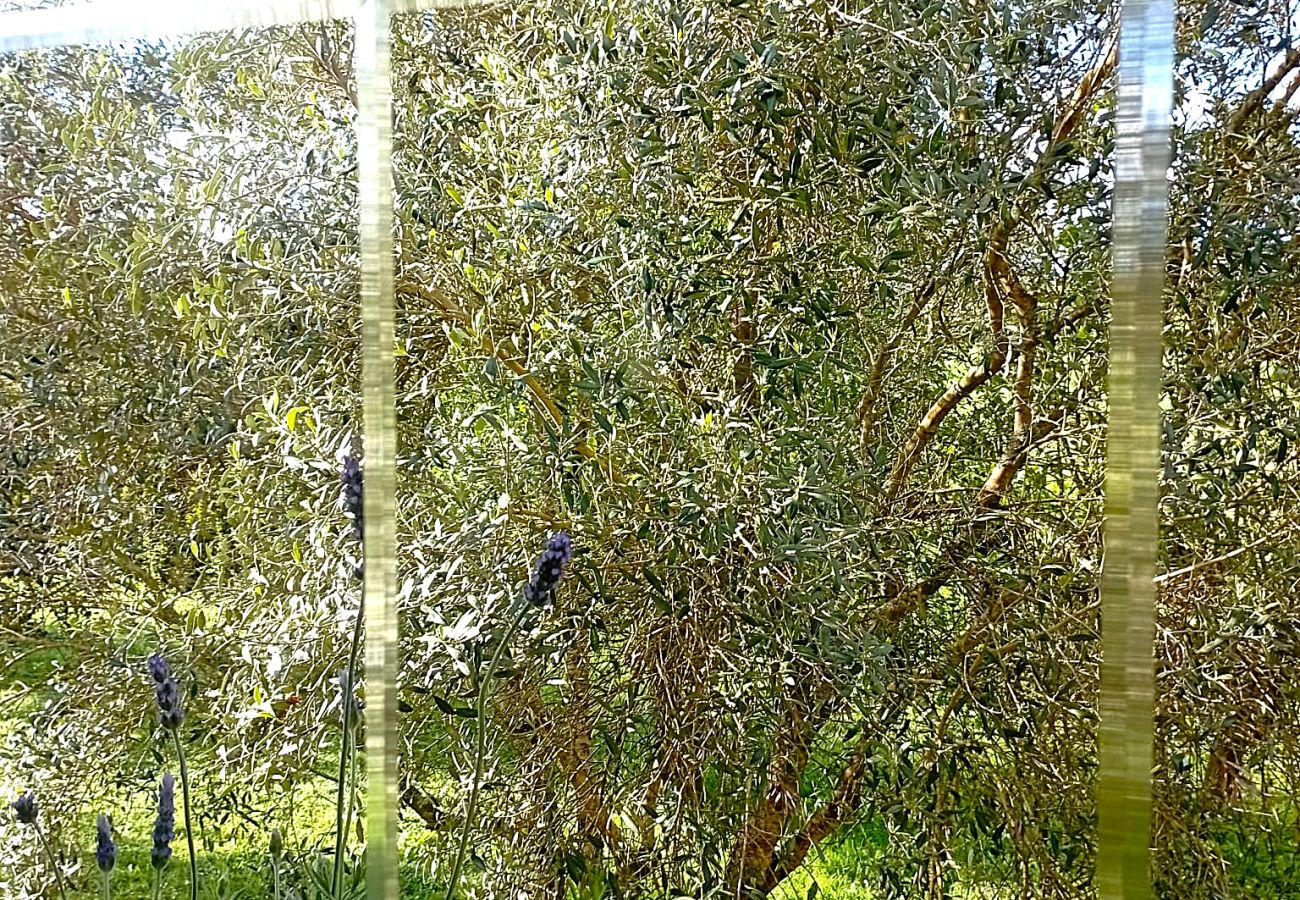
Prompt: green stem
<box><xmin>344</xmin><ymin>719</ymin><xmax>359</xmax><ymax>848</ymax></box>
<box><xmin>272</xmin><ymin>860</ymin><xmax>281</xmax><ymax>900</ymax></box>
<box><xmin>172</xmin><ymin>731</ymin><xmax>199</xmax><ymax>900</ymax></box>
<box><xmin>33</xmin><ymin>824</ymin><xmax>68</xmax><ymax>900</ymax></box>
<box><xmin>333</xmin><ymin>595</ymin><xmax>365</xmax><ymax>899</ymax></box>
<box><xmin>153</xmin><ymin>869</ymin><xmax>161</xmax><ymax>900</ymax></box>
<box><xmin>444</xmin><ymin>599</ymin><xmax>530</xmax><ymax>900</ymax></box>
<box><xmin>102</xmin><ymin>869</ymin><xmax>111</xmax><ymax>900</ymax></box>
<box><xmin>332</xmin><ymin>725</ymin><xmax>353</xmax><ymax>895</ymax></box>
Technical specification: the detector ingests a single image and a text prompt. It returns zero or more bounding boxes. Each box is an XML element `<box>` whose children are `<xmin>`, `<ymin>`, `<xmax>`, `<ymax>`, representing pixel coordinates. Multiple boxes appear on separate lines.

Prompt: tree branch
<box><xmin>1223</xmin><ymin>48</ymin><xmax>1300</xmax><ymax>147</ymax></box>
<box><xmin>396</xmin><ymin>280</ymin><xmax>622</xmax><ymax>482</ymax></box>
<box><xmin>884</xmin><ymin>230</ymin><xmax>1011</xmax><ymax>503</ymax></box>
<box><xmin>858</xmin><ymin>276</ymin><xmax>940</xmax><ymax>448</ymax></box>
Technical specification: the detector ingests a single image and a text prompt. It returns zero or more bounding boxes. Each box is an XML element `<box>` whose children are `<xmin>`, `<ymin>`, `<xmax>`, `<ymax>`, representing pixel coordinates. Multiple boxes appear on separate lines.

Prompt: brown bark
<box><xmin>1222</xmin><ymin>48</ymin><xmax>1300</xmax><ymax>148</ymax></box>
<box><xmin>858</xmin><ymin>276</ymin><xmax>940</xmax><ymax>447</ymax></box>
<box><xmin>725</xmin><ymin>673</ymin><xmax>833</xmax><ymax>898</ymax></box>
<box><xmin>883</xmin><ymin>228</ymin><xmax>1011</xmax><ymax>504</ymax></box>
<box><xmin>733</xmin><ymin>311</ymin><xmax>759</xmax><ymax>408</ymax></box>
<box><xmin>768</xmin><ymin>731</ymin><xmax>872</xmax><ymax>886</ymax></box>
<box><xmin>401</xmin><ymin>781</ymin><xmax>453</xmax><ymax>830</ymax></box>
<box><xmin>879</xmin><ymin>28</ymin><xmax>1111</xmax><ymax>503</ymax></box>
<box><xmin>727</xmin><ymin>42</ymin><xmax>1120</xmax><ymax>894</ymax></box>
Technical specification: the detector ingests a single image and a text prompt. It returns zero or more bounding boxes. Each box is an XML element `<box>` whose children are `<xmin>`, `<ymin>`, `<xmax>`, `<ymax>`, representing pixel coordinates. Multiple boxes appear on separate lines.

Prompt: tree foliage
<box><xmin>2</xmin><ymin>0</ymin><xmax>1298</xmax><ymax>898</ymax></box>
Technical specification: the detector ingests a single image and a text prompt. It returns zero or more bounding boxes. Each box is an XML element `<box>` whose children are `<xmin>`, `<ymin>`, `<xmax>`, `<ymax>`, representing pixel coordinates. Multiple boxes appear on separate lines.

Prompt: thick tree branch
<box><xmin>979</xmin><ymin>258</ymin><xmax>1041</xmax><ymax>504</ymax></box>
<box><xmin>1223</xmin><ymin>48</ymin><xmax>1300</xmax><ymax>147</ymax></box>
<box><xmin>879</xmin><ymin>32</ymin><xmax>1111</xmax><ymax>504</ymax></box>
<box><xmin>401</xmin><ymin>782</ymin><xmax>455</xmax><ymax>830</ymax></box>
<box><xmin>877</xmin><ymin>410</ymin><xmax>1061</xmax><ymax>631</ymax></box>
<box><xmin>726</xmin><ymin>673</ymin><xmax>834</xmax><ymax>897</ymax></box>
<box><xmin>858</xmin><ymin>276</ymin><xmax>940</xmax><ymax>448</ymax></box>
<box><xmin>768</xmin><ymin>731</ymin><xmax>871</xmax><ymax>886</ymax></box>
<box><xmin>884</xmin><ymin>230</ymin><xmax>1011</xmax><ymax>503</ymax></box>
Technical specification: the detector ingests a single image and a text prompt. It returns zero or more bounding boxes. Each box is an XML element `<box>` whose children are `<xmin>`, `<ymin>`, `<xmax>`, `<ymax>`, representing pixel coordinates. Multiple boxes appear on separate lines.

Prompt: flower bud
<box><xmin>96</xmin><ymin>813</ymin><xmax>117</xmax><ymax>872</ymax></box>
<box><xmin>340</xmin><ymin>456</ymin><xmax>364</xmax><ymax>544</ymax></box>
<box><xmin>523</xmin><ymin>532</ymin><xmax>574</xmax><ymax>607</ymax></box>
<box><xmin>151</xmin><ymin>774</ymin><xmax>175</xmax><ymax>871</ymax></box>
<box><xmin>147</xmin><ymin>653</ymin><xmax>185</xmax><ymax>730</ymax></box>
<box><xmin>10</xmin><ymin>792</ymin><xmax>36</xmax><ymax>825</ymax></box>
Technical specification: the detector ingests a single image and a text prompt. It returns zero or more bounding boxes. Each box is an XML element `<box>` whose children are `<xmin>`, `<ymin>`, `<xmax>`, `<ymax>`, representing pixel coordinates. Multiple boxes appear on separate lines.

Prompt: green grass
<box><xmin>8</xmin><ymin>627</ymin><xmax>1299</xmax><ymax>900</ymax></box>
<box><xmin>773</xmin><ymin>822</ymin><xmax>881</xmax><ymax>900</ymax></box>
<box><xmin>15</xmin><ymin>838</ymin><xmax>447</xmax><ymax>900</ymax></box>
<box><xmin>1213</xmin><ymin>808</ymin><xmax>1300</xmax><ymax>899</ymax></box>
<box><xmin>1</xmin><ymin>641</ymin><xmax>72</xmax><ymax>724</ymax></box>
<box><xmin>15</xmin><ymin>804</ymin><xmax>1300</xmax><ymax>900</ymax></box>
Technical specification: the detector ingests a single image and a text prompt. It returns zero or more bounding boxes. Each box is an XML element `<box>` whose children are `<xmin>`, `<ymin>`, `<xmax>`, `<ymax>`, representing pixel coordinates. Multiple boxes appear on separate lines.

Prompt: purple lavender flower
<box><xmin>523</xmin><ymin>532</ymin><xmax>574</xmax><ymax>607</ymax></box>
<box><xmin>340</xmin><ymin>455</ymin><xmax>363</xmax><ymax>543</ymax></box>
<box><xmin>151</xmin><ymin>774</ymin><xmax>174</xmax><ymax>871</ymax></box>
<box><xmin>11</xmin><ymin>792</ymin><xmax>36</xmax><ymax>825</ymax></box>
<box><xmin>12</xmin><ymin>792</ymin><xmax>68</xmax><ymax>900</ymax></box>
<box><xmin>96</xmin><ymin>813</ymin><xmax>116</xmax><ymax>872</ymax></box>
<box><xmin>147</xmin><ymin>653</ymin><xmax>185</xmax><ymax>730</ymax></box>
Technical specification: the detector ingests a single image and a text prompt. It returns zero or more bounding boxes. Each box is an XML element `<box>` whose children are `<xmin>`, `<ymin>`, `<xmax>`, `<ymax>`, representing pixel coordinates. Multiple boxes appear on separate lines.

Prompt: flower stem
<box><xmin>102</xmin><ymin>869</ymin><xmax>112</xmax><ymax>900</ymax></box>
<box><xmin>272</xmin><ymin>859</ymin><xmax>281</xmax><ymax>900</ymax></box>
<box><xmin>33</xmin><ymin>824</ymin><xmax>68</xmax><ymax>900</ymax></box>
<box><xmin>333</xmin><ymin>587</ymin><xmax>365</xmax><ymax>899</ymax></box>
<box><xmin>344</xmin><ymin>719</ymin><xmax>359</xmax><ymax>848</ymax></box>
<box><xmin>172</xmin><ymin>731</ymin><xmax>199</xmax><ymax>900</ymax></box>
<box><xmin>331</xmin><ymin>726</ymin><xmax>354</xmax><ymax>897</ymax></box>
<box><xmin>444</xmin><ymin>598</ymin><xmax>529</xmax><ymax>900</ymax></box>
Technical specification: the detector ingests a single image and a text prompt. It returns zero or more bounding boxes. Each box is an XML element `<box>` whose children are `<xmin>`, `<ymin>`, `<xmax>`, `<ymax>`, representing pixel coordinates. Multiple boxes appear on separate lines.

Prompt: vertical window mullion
<box><xmin>354</xmin><ymin>1</ymin><xmax>399</xmax><ymax>898</ymax></box>
<box><xmin>1097</xmin><ymin>0</ymin><xmax>1174</xmax><ymax>897</ymax></box>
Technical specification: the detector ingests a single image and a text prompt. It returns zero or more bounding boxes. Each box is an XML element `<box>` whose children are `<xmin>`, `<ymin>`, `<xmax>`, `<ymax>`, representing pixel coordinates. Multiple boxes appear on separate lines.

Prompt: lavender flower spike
<box><xmin>340</xmin><ymin>455</ymin><xmax>364</xmax><ymax>543</ymax></box>
<box><xmin>11</xmin><ymin>792</ymin><xmax>36</xmax><ymax>825</ymax></box>
<box><xmin>148</xmin><ymin>654</ymin><xmax>185</xmax><ymax>730</ymax></box>
<box><xmin>12</xmin><ymin>792</ymin><xmax>67</xmax><ymax>900</ymax></box>
<box><xmin>96</xmin><ymin>813</ymin><xmax>117</xmax><ymax>872</ymax></box>
<box><xmin>523</xmin><ymin>532</ymin><xmax>574</xmax><ymax>607</ymax></box>
<box><xmin>151</xmin><ymin>774</ymin><xmax>175</xmax><ymax>871</ymax></box>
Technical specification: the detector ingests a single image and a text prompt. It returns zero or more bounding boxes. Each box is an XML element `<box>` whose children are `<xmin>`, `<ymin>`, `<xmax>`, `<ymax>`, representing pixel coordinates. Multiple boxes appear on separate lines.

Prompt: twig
<box><xmin>1154</xmin><ymin>535</ymin><xmax>1272</xmax><ymax>585</ymax></box>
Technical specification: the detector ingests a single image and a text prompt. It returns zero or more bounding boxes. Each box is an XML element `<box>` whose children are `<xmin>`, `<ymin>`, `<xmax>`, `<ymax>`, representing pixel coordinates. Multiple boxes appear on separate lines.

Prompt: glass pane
<box><xmin>0</xmin><ymin>18</ymin><xmax>364</xmax><ymax>898</ymax></box>
<box><xmin>1155</xmin><ymin>1</ymin><xmax>1300</xmax><ymax>895</ymax></box>
<box><xmin>390</xmin><ymin>2</ymin><xmax>1116</xmax><ymax>897</ymax></box>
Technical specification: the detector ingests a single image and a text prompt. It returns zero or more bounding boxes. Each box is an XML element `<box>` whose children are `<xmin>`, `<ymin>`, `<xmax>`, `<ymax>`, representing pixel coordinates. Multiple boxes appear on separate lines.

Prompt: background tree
<box><xmin>2</xmin><ymin>0</ymin><xmax>1297</xmax><ymax>898</ymax></box>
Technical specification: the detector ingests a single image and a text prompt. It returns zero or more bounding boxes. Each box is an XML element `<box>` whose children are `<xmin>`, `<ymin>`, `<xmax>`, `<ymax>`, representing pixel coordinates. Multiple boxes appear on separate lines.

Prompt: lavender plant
<box><xmin>148</xmin><ymin>653</ymin><xmax>185</xmax><ymax>730</ymax></box>
<box><xmin>151</xmin><ymin>774</ymin><xmax>175</xmax><ymax>900</ymax></box>
<box><xmin>148</xmin><ymin>654</ymin><xmax>198</xmax><ymax>900</ymax></box>
<box><xmin>96</xmin><ymin>813</ymin><xmax>117</xmax><ymax>900</ymax></box>
<box><xmin>340</xmin><ymin>455</ymin><xmax>364</xmax><ymax>545</ymax></box>
<box><xmin>333</xmin><ymin>454</ymin><xmax>365</xmax><ymax>900</ymax></box>
<box><xmin>444</xmin><ymin>532</ymin><xmax>574</xmax><ymax>900</ymax></box>
<box><xmin>11</xmin><ymin>790</ymin><xmax>36</xmax><ymax>824</ymax></box>
<box><xmin>10</xmin><ymin>792</ymin><xmax>68</xmax><ymax>900</ymax></box>
<box><xmin>523</xmin><ymin>532</ymin><xmax>574</xmax><ymax>608</ymax></box>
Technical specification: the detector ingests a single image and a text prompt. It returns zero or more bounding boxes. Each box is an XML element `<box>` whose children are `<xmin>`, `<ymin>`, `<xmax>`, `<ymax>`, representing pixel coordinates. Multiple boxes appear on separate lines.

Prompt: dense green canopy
<box><xmin>2</xmin><ymin>1</ymin><xmax>1297</xmax><ymax>897</ymax></box>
